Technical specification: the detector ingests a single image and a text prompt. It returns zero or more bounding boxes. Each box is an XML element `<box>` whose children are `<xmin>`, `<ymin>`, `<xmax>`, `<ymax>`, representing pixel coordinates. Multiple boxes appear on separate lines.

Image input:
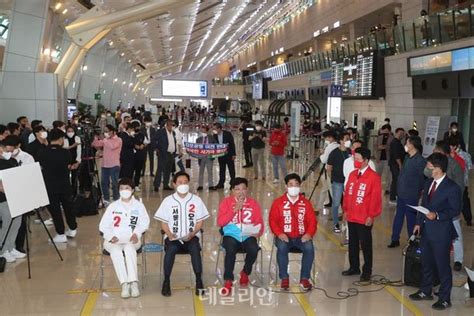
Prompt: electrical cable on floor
<box><xmin>249</xmin><ymin>274</ymin><xmax>404</xmax><ymax>299</ymax></box>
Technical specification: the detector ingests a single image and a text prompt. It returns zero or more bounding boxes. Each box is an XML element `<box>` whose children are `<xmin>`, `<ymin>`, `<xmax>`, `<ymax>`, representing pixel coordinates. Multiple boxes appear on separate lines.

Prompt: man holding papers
<box><xmin>217</xmin><ymin>177</ymin><xmax>264</xmax><ymax>296</ymax></box>
<box><xmin>409</xmin><ymin>153</ymin><xmax>461</xmax><ymax>311</ymax></box>
<box><xmin>154</xmin><ymin>171</ymin><xmax>210</xmax><ymax>297</ymax></box>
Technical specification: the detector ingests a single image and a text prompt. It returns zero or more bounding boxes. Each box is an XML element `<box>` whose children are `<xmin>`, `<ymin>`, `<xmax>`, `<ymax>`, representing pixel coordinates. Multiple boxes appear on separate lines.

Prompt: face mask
<box><xmin>40</xmin><ymin>131</ymin><xmax>48</xmax><ymax>139</ymax></box>
<box><xmin>201</xmin><ymin>132</ymin><xmax>208</xmax><ymax>137</ymax></box>
<box><xmin>119</xmin><ymin>190</ymin><xmax>133</xmax><ymax>199</ymax></box>
<box><xmin>344</xmin><ymin>140</ymin><xmax>351</xmax><ymax>148</ymax></box>
<box><xmin>74</xmin><ymin>120</ymin><xmax>79</xmax><ymax>124</ymax></box>
<box><xmin>12</xmin><ymin>148</ymin><xmax>20</xmax><ymax>156</ymax></box>
<box><xmin>404</xmin><ymin>145</ymin><xmax>409</xmax><ymax>153</ymax></box>
<box><xmin>452</xmin><ymin>128</ymin><xmax>458</xmax><ymax>133</ymax></box>
<box><xmin>213</xmin><ymin>130</ymin><xmax>218</xmax><ymax>135</ymax></box>
<box><xmin>106</xmin><ymin>113</ymin><xmax>112</xmax><ymax>117</ymax></box>
<box><xmin>177</xmin><ymin>184</ymin><xmax>190</xmax><ymax>194</ymax></box>
<box><xmin>1</xmin><ymin>152</ymin><xmax>12</xmax><ymax>160</ymax></box>
<box><xmin>101</xmin><ymin>115</ymin><xmax>106</xmax><ymax>119</ymax></box>
<box><xmin>104</xmin><ymin>132</ymin><xmax>110</xmax><ymax>138</ymax></box>
<box><xmin>287</xmin><ymin>186</ymin><xmax>300</xmax><ymax>197</ymax></box>
<box><xmin>130</xmin><ymin>131</ymin><xmax>136</xmax><ymax>136</ymax></box>
<box><xmin>256</xmin><ymin>126</ymin><xmax>262</xmax><ymax>131</ymax></box>
<box><xmin>67</xmin><ymin>132</ymin><xmax>75</xmax><ymax>138</ymax></box>
<box><xmin>60</xmin><ymin>128</ymin><xmax>66</xmax><ymax>133</ymax></box>
<box><xmin>324</xmin><ymin>140</ymin><xmax>330</xmax><ymax>145</ymax></box>
<box><xmin>423</xmin><ymin>167</ymin><xmax>433</xmax><ymax>178</ymax></box>
<box><xmin>354</xmin><ymin>160</ymin><xmax>363</xmax><ymax>169</ymax></box>
<box><xmin>145</xmin><ymin>122</ymin><xmax>152</xmax><ymax>127</ymax></box>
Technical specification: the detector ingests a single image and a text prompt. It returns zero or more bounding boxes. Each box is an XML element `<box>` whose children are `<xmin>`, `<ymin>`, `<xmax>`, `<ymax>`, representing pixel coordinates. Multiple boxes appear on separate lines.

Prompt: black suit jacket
<box><xmin>216</xmin><ymin>130</ymin><xmax>236</xmax><ymax>159</ymax></box>
<box><xmin>155</xmin><ymin>128</ymin><xmax>176</xmax><ymax>156</ymax></box>
<box><xmin>417</xmin><ymin>177</ymin><xmax>461</xmax><ymax>242</ymax></box>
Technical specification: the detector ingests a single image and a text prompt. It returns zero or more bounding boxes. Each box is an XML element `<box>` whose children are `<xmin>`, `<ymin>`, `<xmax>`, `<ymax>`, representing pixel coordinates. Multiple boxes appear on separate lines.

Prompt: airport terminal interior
<box><xmin>0</xmin><ymin>0</ymin><xmax>474</xmax><ymax>315</ymax></box>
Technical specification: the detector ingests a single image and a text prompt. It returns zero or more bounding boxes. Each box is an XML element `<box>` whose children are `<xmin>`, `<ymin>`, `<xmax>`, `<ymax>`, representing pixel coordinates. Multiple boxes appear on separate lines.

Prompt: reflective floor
<box><xmin>0</xmin><ymin>138</ymin><xmax>473</xmax><ymax>316</ymax></box>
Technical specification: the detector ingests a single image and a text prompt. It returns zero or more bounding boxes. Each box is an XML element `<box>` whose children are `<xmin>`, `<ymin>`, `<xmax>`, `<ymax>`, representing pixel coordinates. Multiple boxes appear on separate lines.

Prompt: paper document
<box><xmin>408</xmin><ymin>205</ymin><xmax>430</xmax><ymax>215</ymax></box>
<box><xmin>241</xmin><ymin>224</ymin><xmax>261</xmax><ymax>236</ymax></box>
<box><xmin>466</xmin><ymin>267</ymin><xmax>474</xmax><ymax>281</ymax></box>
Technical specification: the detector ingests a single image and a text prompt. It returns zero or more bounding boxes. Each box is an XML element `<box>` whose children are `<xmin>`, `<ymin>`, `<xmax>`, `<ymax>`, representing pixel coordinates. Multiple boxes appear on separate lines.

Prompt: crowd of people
<box><xmin>0</xmin><ymin>110</ymin><xmax>472</xmax><ymax>310</ymax></box>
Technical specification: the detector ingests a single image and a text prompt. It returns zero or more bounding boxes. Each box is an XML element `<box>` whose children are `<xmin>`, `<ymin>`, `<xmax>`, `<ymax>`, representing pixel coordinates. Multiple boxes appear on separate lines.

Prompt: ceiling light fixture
<box><xmin>54</xmin><ymin>3</ymin><xmax>62</xmax><ymax>10</ymax></box>
<box><xmin>62</xmin><ymin>8</ymin><xmax>68</xmax><ymax>15</ymax></box>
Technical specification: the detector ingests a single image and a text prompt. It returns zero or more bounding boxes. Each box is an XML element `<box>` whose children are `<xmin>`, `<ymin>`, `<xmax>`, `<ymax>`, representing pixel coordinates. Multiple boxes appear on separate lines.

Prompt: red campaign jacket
<box><xmin>269</xmin><ymin>194</ymin><xmax>317</xmax><ymax>238</ymax></box>
<box><xmin>343</xmin><ymin>167</ymin><xmax>382</xmax><ymax>225</ymax></box>
<box><xmin>269</xmin><ymin>131</ymin><xmax>287</xmax><ymax>156</ymax></box>
<box><xmin>217</xmin><ymin>196</ymin><xmax>264</xmax><ymax>236</ymax></box>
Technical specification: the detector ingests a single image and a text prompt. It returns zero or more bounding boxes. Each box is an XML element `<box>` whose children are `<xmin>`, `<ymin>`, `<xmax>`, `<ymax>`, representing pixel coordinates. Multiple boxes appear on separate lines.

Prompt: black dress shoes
<box><xmin>197</xmin><ymin>186</ymin><xmax>203</xmax><ymax>191</ymax></box>
<box><xmin>163</xmin><ymin>186</ymin><xmax>173</xmax><ymax>191</ymax></box>
<box><xmin>432</xmin><ymin>300</ymin><xmax>451</xmax><ymax>310</ymax></box>
<box><xmin>154</xmin><ymin>186</ymin><xmax>159</xmax><ymax>192</ymax></box>
<box><xmin>360</xmin><ymin>273</ymin><xmax>371</xmax><ymax>282</ymax></box>
<box><xmin>162</xmin><ymin>280</ymin><xmax>171</xmax><ymax>297</ymax></box>
<box><xmin>409</xmin><ymin>290</ymin><xmax>434</xmax><ymax>301</ymax></box>
<box><xmin>195</xmin><ymin>278</ymin><xmax>205</xmax><ymax>296</ymax></box>
<box><xmin>453</xmin><ymin>261</ymin><xmax>462</xmax><ymax>271</ymax></box>
<box><xmin>387</xmin><ymin>240</ymin><xmax>400</xmax><ymax>248</ymax></box>
<box><xmin>341</xmin><ymin>268</ymin><xmax>361</xmax><ymax>276</ymax></box>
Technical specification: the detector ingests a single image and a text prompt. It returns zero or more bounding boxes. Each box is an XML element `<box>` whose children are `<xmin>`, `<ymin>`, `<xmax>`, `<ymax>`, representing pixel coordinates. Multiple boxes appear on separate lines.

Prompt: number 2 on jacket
<box><xmin>113</xmin><ymin>216</ymin><xmax>121</xmax><ymax>227</ymax></box>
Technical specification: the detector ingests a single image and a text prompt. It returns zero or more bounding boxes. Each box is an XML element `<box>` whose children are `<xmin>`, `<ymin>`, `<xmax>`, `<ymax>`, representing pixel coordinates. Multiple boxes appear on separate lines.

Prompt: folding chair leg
<box><xmin>215</xmin><ymin>247</ymin><xmax>223</xmax><ymax>285</ymax></box>
<box><xmin>141</xmin><ymin>251</ymin><xmax>146</xmax><ymax>289</ymax></box>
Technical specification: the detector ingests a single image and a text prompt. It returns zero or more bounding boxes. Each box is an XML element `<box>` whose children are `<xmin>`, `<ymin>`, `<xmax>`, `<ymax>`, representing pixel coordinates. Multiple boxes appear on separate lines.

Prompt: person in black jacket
<box><xmin>37</xmin><ymin>129</ymin><xmax>79</xmax><ymax>243</ymax></box>
<box><xmin>141</xmin><ymin>116</ymin><xmax>157</xmax><ymax>176</ymax></box>
<box><xmin>410</xmin><ymin>153</ymin><xmax>461</xmax><ymax>311</ymax></box>
<box><xmin>211</xmin><ymin>123</ymin><xmax>236</xmax><ymax>190</ymax></box>
<box><xmin>119</xmin><ymin>123</ymin><xmax>136</xmax><ymax>180</ymax></box>
<box><xmin>153</xmin><ymin>119</ymin><xmax>176</xmax><ymax>191</ymax></box>
<box><xmin>388</xmin><ymin>128</ymin><xmax>405</xmax><ymax>203</ymax></box>
<box><xmin>249</xmin><ymin>120</ymin><xmax>267</xmax><ymax>180</ymax></box>
<box><xmin>443</xmin><ymin>122</ymin><xmax>466</xmax><ymax>151</ymax></box>
<box><xmin>131</xmin><ymin>121</ymin><xmax>146</xmax><ymax>190</ymax></box>
<box><xmin>26</xmin><ymin>125</ymin><xmax>48</xmax><ymax>161</ymax></box>
<box><xmin>240</xmin><ymin>117</ymin><xmax>254</xmax><ymax>168</ymax></box>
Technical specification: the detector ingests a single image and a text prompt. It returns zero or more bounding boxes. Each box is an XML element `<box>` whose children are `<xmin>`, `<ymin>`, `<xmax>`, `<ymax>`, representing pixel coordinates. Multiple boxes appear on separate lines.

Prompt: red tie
<box><xmin>429</xmin><ymin>181</ymin><xmax>437</xmax><ymax>201</ymax></box>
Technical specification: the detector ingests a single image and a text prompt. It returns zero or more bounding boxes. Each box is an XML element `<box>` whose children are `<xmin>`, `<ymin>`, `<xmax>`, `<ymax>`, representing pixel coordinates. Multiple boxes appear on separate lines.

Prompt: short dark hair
<box><xmin>355</xmin><ymin>147</ymin><xmax>371</xmax><ymax>160</ymax></box>
<box><xmin>407</xmin><ymin>136</ymin><xmax>423</xmax><ymax>152</ymax></box>
<box><xmin>231</xmin><ymin>177</ymin><xmax>248</xmax><ymax>189</ymax></box>
<box><xmin>49</xmin><ymin>128</ymin><xmax>65</xmax><ymax>141</ymax></box>
<box><xmin>353</xmin><ymin>139</ymin><xmax>364</xmax><ymax>146</ymax></box>
<box><xmin>395</xmin><ymin>128</ymin><xmax>405</xmax><ymax>133</ymax></box>
<box><xmin>7</xmin><ymin>122</ymin><xmax>19</xmax><ymax>133</ymax></box>
<box><xmin>0</xmin><ymin>125</ymin><xmax>7</xmax><ymax>134</ymax></box>
<box><xmin>118</xmin><ymin>177</ymin><xmax>134</xmax><ymax>189</ymax></box>
<box><xmin>3</xmin><ymin>135</ymin><xmax>21</xmax><ymax>147</ymax></box>
<box><xmin>213</xmin><ymin>122</ymin><xmax>223</xmax><ymax>130</ymax></box>
<box><xmin>16</xmin><ymin>116</ymin><xmax>27</xmax><ymax>123</ymax></box>
<box><xmin>172</xmin><ymin>171</ymin><xmax>190</xmax><ymax>183</ymax></box>
<box><xmin>283</xmin><ymin>117</ymin><xmax>289</xmax><ymax>122</ymax></box>
<box><xmin>381</xmin><ymin>124</ymin><xmax>391</xmax><ymax>132</ymax></box>
<box><xmin>384</xmin><ymin>118</ymin><xmax>390</xmax><ymax>122</ymax></box>
<box><xmin>322</xmin><ymin>130</ymin><xmax>336</xmax><ymax>139</ymax></box>
<box><xmin>130</xmin><ymin>121</ymin><xmax>141</xmax><ymax>129</ymax></box>
<box><xmin>435</xmin><ymin>140</ymin><xmax>450</xmax><ymax>155</ymax></box>
<box><xmin>285</xmin><ymin>173</ymin><xmax>301</xmax><ymax>185</ymax></box>
<box><xmin>450</xmin><ymin>122</ymin><xmax>458</xmax><ymax>128</ymax></box>
<box><xmin>33</xmin><ymin>125</ymin><xmax>46</xmax><ymax>134</ymax></box>
<box><xmin>407</xmin><ymin>129</ymin><xmax>419</xmax><ymax>137</ymax></box>
<box><xmin>337</xmin><ymin>132</ymin><xmax>349</xmax><ymax>142</ymax></box>
<box><xmin>446</xmin><ymin>136</ymin><xmax>459</xmax><ymax>147</ymax></box>
<box><xmin>427</xmin><ymin>153</ymin><xmax>448</xmax><ymax>173</ymax></box>
<box><xmin>52</xmin><ymin>120</ymin><xmax>66</xmax><ymax>129</ymax></box>
<box><xmin>143</xmin><ymin>116</ymin><xmax>152</xmax><ymax>122</ymax></box>
<box><xmin>31</xmin><ymin>120</ymin><xmax>42</xmax><ymax>129</ymax></box>
<box><xmin>255</xmin><ymin>120</ymin><xmax>263</xmax><ymax>126</ymax></box>
<box><xmin>105</xmin><ymin>124</ymin><xmax>116</xmax><ymax>133</ymax></box>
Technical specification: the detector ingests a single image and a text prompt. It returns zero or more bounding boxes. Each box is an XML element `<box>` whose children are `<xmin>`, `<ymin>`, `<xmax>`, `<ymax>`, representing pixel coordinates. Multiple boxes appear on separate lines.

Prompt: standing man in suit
<box><xmin>196</xmin><ymin>125</ymin><xmax>216</xmax><ymax>191</ymax></box>
<box><xmin>153</xmin><ymin>120</ymin><xmax>176</xmax><ymax>191</ymax></box>
<box><xmin>212</xmin><ymin>123</ymin><xmax>236</xmax><ymax>190</ymax></box>
<box><xmin>409</xmin><ymin>153</ymin><xmax>461</xmax><ymax>311</ymax></box>
<box><xmin>141</xmin><ymin>116</ymin><xmax>156</xmax><ymax>176</ymax></box>
<box><xmin>118</xmin><ymin>123</ymin><xmax>135</xmax><ymax>180</ymax></box>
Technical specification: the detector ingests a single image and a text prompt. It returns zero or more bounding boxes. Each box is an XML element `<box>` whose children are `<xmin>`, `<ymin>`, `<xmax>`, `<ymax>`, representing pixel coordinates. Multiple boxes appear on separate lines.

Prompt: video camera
<box><xmin>76</xmin><ymin>122</ymin><xmax>101</xmax><ymax>146</ymax></box>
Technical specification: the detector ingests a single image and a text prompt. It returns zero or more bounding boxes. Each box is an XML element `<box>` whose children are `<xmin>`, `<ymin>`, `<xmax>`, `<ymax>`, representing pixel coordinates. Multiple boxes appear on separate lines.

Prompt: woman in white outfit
<box><xmin>99</xmin><ymin>178</ymin><xmax>150</xmax><ymax>298</ymax></box>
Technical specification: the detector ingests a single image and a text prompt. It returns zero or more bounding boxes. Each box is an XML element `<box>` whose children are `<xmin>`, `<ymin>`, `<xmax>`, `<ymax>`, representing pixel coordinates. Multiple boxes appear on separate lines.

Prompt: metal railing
<box><xmin>244</xmin><ymin>1</ymin><xmax>474</xmax><ymax>84</ymax></box>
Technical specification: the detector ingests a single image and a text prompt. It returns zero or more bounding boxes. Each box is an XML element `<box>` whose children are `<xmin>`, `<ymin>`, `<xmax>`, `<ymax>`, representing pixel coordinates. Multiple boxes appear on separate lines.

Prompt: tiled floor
<box><xmin>0</xmin><ymin>138</ymin><xmax>473</xmax><ymax>315</ymax></box>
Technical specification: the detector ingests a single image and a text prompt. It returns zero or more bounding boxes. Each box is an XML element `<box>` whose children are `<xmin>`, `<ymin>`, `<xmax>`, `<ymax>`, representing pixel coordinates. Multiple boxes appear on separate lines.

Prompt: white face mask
<box><xmin>106</xmin><ymin>113</ymin><xmax>112</xmax><ymax>117</ymax></box>
<box><xmin>213</xmin><ymin>130</ymin><xmax>218</xmax><ymax>135</ymax></box>
<box><xmin>176</xmin><ymin>184</ymin><xmax>190</xmax><ymax>194</ymax></box>
<box><xmin>452</xmin><ymin>128</ymin><xmax>458</xmax><ymax>133</ymax></box>
<box><xmin>40</xmin><ymin>131</ymin><xmax>48</xmax><ymax>139</ymax></box>
<box><xmin>201</xmin><ymin>132</ymin><xmax>208</xmax><ymax>137</ymax></box>
<box><xmin>287</xmin><ymin>186</ymin><xmax>300</xmax><ymax>197</ymax></box>
<box><xmin>104</xmin><ymin>132</ymin><xmax>110</xmax><ymax>138</ymax></box>
<box><xmin>145</xmin><ymin>122</ymin><xmax>152</xmax><ymax>127</ymax></box>
<box><xmin>404</xmin><ymin>145</ymin><xmax>409</xmax><ymax>153</ymax></box>
<box><xmin>130</xmin><ymin>131</ymin><xmax>136</xmax><ymax>136</ymax></box>
<box><xmin>119</xmin><ymin>190</ymin><xmax>133</xmax><ymax>199</ymax></box>
<box><xmin>256</xmin><ymin>126</ymin><xmax>262</xmax><ymax>131</ymax></box>
<box><xmin>344</xmin><ymin>140</ymin><xmax>351</xmax><ymax>148</ymax></box>
<box><xmin>12</xmin><ymin>148</ymin><xmax>20</xmax><ymax>156</ymax></box>
<box><xmin>60</xmin><ymin>128</ymin><xmax>66</xmax><ymax>133</ymax></box>
<box><xmin>67</xmin><ymin>132</ymin><xmax>75</xmax><ymax>138</ymax></box>
<box><xmin>1</xmin><ymin>152</ymin><xmax>12</xmax><ymax>160</ymax></box>
<box><xmin>101</xmin><ymin>115</ymin><xmax>106</xmax><ymax>119</ymax></box>
<box><xmin>324</xmin><ymin>140</ymin><xmax>330</xmax><ymax>145</ymax></box>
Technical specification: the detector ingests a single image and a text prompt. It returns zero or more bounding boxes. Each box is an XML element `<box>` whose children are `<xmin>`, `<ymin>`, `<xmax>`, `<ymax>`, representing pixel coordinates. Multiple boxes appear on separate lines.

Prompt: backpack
<box><xmin>403</xmin><ymin>236</ymin><xmax>422</xmax><ymax>287</ymax></box>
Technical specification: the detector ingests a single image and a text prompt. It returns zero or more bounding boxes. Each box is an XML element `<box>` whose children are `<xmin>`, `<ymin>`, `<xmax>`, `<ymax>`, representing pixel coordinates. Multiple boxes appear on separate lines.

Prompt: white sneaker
<box><xmin>273</xmin><ymin>179</ymin><xmax>280</xmax><ymax>184</ymax></box>
<box><xmin>44</xmin><ymin>218</ymin><xmax>54</xmax><ymax>226</ymax></box>
<box><xmin>121</xmin><ymin>283</ymin><xmax>131</xmax><ymax>298</ymax></box>
<box><xmin>134</xmin><ymin>187</ymin><xmax>141</xmax><ymax>192</ymax></box>
<box><xmin>10</xmin><ymin>249</ymin><xmax>26</xmax><ymax>259</ymax></box>
<box><xmin>130</xmin><ymin>282</ymin><xmax>140</xmax><ymax>297</ymax></box>
<box><xmin>65</xmin><ymin>229</ymin><xmax>77</xmax><ymax>238</ymax></box>
<box><xmin>34</xmin><ymin>219</ymin><xmax>41</xmax><ymax>224</ymax></box>
<box><xmin>1</xmin><ymin>251</ymin><xmax>16</xmax><ymax>263</ymax></box>
<box><xmin>52</xmin><ymin>234</ymin><xmax>68</xmax><ymax>243</ymax></box>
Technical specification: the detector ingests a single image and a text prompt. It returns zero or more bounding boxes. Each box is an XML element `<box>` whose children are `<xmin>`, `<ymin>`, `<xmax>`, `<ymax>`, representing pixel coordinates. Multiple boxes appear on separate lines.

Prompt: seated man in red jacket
<box><xmin>269</xmin><ymin>173</ymin><xmax>317</xmax><ymax>291</ymax></box>
<box><xmin>342</xmin><ymin>147</ymin><xmax>382</xmax><ymax>281</ymax></box>
<box><xmin>217</xmin><ymin>177</ymin><xmax>264</xmax><ymax>296</ymax></box>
